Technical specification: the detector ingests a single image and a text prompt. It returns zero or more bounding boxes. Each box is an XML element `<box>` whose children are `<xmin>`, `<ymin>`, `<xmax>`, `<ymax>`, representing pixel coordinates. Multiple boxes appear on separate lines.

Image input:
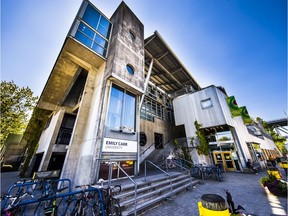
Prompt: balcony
<box><xmin>56</xmin><ymin>128</ymin><xmax>73</xmax><ymax>145</ymax></box>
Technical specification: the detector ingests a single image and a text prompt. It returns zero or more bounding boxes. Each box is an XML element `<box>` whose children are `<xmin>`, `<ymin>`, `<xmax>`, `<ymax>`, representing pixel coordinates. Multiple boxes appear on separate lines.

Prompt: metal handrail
<box><xmin>171</xmin><ymin>159</ymin><xmax>194</xmax><ymax>186</ymax></box>
<box><xmin>144</xmin><ymin>160</ymin><xmax>173</xmax><ymax>197</ymax></box>
<box><xmin>108</xmin><ymin>161</ymin><xmax>138</xmax><ymax>216</ymax></box>
<box><xmin>176</xmin><ymin>157</ymin><xmax>194</xmax><ymax>168</ymax></box>
<box><xmin>140</xmin><ymin>142</ymin><xmax>155</xmax><ymax>157</ymax></box>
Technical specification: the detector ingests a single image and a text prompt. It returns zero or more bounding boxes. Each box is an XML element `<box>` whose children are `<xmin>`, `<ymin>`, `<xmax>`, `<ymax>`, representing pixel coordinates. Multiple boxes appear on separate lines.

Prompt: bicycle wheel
<box><xmin>107</xmin><ymin>198</ymin><xmax>121</xmax><ymax>216</ymax></box>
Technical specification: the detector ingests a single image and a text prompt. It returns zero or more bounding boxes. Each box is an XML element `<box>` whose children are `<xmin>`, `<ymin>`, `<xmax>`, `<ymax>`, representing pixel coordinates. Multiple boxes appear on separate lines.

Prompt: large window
<box><xmin>74</xmin><ymin>3</ymin><xmax>111</xmax><ymax>57</ymax></box>
<box><xmin>106</xmin><ymin>85</ymin><xmax>136</xmax><ymax>132</ymax></box>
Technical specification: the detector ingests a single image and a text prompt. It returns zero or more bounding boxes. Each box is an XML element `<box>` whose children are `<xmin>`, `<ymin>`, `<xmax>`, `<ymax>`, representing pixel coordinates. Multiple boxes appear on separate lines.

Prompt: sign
<box><xmin>226</xmin><ymin>96</ymin><xmax>241</xmax><ymax>117</ymax></box>
<box><xmin>33</xmin><ymin>170</ymin><xmax>61</xmax><ymax>179</ymax></box>
<box><xmin>102</xmin><ymin>138</ymin><xmax>137</xmax><ymax>153</ymax></box>
<box><xmin>239</xmin><ymin>106</ymin><xmax>253</xmax><ymax>124</ymax></box>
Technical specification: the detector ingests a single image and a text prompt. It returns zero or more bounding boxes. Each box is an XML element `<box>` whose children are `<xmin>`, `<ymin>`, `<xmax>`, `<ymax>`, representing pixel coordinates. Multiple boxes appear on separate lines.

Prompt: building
<box><xmin>22</xmin><ymin>0</ymin><xmax>280</xmax><ymax>186</ymax></box>
<box><xmin>173</xmin><ymin>85</ymin><xmax>281</xmax><ymax>171</ymax></box>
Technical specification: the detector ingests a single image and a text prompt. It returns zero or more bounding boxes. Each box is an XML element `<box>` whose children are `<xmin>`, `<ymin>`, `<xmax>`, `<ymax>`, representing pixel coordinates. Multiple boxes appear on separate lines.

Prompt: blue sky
<box><xmin>1</xmin><ymin>0</ymin><xmax>287</xmax><ymax>121</ymax></box>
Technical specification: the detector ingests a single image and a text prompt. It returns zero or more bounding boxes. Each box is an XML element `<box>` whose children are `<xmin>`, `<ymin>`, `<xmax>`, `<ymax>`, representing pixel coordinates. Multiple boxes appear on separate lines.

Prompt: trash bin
<box><xmin>198</xmin><ymin>194</ymin><xmax>229</xmax><ymax>216</ymax></box>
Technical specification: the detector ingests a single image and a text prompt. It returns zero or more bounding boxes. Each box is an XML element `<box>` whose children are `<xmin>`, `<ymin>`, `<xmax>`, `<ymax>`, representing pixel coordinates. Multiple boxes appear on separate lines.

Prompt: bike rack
<box><xmin>1</xmin><ymin>179</ymin><xmax>106</xmax><ymax>216</ymax></box>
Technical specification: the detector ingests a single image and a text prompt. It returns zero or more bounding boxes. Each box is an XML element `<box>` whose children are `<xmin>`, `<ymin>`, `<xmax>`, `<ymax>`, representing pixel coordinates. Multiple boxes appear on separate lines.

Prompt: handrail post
<box><xmin>145</xmin><ymin>161</ymin><xmax>147</xmax><ymax>181</ymax></box>
<box><xmin>108</xmin><ymin>159</ymin><xmax>112</xmax><ymax>187</ymax></box>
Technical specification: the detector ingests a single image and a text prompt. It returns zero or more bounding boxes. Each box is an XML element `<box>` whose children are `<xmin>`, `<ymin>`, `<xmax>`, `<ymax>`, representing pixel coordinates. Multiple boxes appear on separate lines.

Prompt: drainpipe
<box><xmin>139</xmin><ymin>58</ymin><xmax>154</xmax><ymax>111</ymax></box>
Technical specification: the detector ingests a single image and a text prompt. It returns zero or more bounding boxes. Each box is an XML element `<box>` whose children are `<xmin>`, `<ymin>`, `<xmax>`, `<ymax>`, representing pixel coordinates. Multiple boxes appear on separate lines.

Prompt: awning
<box><xmin>144</xmin><ymin>31</ymin><xmax>201</xmax><ymax>95</ymax></box>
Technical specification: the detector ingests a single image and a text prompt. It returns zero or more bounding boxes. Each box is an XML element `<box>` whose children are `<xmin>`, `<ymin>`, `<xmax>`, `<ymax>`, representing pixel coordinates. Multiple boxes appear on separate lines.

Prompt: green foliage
<box><xmin>257</xmin><ymin>117</ymin><xmax>287</xmax><ymax>155</ymax></box>
<box><xmin>173</xmin><ymin>138</ymin><xmax>179</xmax><ymax>149</ymax></box>
<box><xmin>218</xmin><ymin>136</ymin><xmax>230</xmax><ymax>141</ymax></box>
<box><xmin>194</xmin><ymin>120</ymin><xmax>209</xmax><ymax>155</ymax></box>
<box><xmin>181</xmin><ymin>146</ymin><xmax>193</xmax><ymax>165</ymax></box>
<box><xmin>173</xmin><ymin>139</ymin><xmax>193</xmax><ymax>165</ymax></box>
<box><xmin>260</xmin><ymin>173</ymin><xmax>287</xmax><ymax>196</ymax></box>
<box><xmin>0</xmin><ymin>81</ymin><xmax>38</xmax><ymax>148</ymax></box>
<box><xmin>259</xmin><ymin>176</ymin><xmax>270</xmax><ymax>186</ymax></box>
<box><xmin>19</xmin><ymin>107</ymin><xmax>51</xmax><ymax>177</ymax></box>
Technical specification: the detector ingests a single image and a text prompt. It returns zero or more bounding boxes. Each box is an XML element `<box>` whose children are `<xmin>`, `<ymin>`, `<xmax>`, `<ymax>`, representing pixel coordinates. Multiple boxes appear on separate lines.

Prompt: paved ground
<box><xmin>142</xmin><ymin>167</ymin><xmax>287</xmax><ymax>216</ymax></box>
<box><xmin>1</xmin><ymin>166</ymin><xmax>287</xmax><ymax>215</ymax></box>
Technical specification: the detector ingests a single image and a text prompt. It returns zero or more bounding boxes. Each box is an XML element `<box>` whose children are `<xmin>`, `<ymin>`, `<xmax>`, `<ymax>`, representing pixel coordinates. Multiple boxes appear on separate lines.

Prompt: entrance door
<box><xmin>155</xmin><ymin>133</ymin><xmax>163</xmax><ymax>149</ymax></box>
<box><xmin>213</xmin><ymin>151</ymin><xmax>236</xmax><ymax>171</ymax></box>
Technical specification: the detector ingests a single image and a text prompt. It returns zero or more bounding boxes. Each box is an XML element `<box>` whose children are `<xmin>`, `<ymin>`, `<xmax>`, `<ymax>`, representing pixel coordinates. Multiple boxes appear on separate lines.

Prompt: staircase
<box><xmin>113</xmin><ymin>170</ymin><xmax>199</xmax><ymax>215</ymax></box>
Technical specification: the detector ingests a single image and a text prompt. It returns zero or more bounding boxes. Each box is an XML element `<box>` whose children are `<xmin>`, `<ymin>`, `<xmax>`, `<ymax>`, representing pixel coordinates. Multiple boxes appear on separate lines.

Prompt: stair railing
<box><xmin>140</xmin><ymin>142</ymin><xmax>155</xmax><ymax>157</ymax></box>
<box><xmin>171</xmin><ymin>158</ymin><xmax>194</xmax><ymax>187</ymax></box>
<box><xmin>107</xmin><ymin>160</ymin><xmax>138</xmax><ymax>216</ymax></box>
<box><xmin>144</xmin><ymin>160</ymin><xmax>173</xmax><ymax>197</ymax></box>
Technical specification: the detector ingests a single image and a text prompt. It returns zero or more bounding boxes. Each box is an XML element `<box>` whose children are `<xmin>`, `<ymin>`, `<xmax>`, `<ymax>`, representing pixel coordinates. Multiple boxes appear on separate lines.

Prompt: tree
<box><xmin>256</xmin><ymin>117</ymin><xmax>287</xmax><ymax>155</ymax></box>
<box><xmin>194</xmin><ymin>120</ymin><xmax>209</xmax><ymax>155</ymax></box>
<box><xmin>0</xmin><ymin>80</ymin><xmax>38</xmax><ymax>148</ymax></box>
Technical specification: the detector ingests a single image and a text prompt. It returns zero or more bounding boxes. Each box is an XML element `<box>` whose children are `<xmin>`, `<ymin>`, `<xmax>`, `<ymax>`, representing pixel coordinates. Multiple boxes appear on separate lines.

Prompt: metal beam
<box><xmin>139</xmin><ymin>58</ymin><xmax>154</xmax><ymax>111</ymax></box>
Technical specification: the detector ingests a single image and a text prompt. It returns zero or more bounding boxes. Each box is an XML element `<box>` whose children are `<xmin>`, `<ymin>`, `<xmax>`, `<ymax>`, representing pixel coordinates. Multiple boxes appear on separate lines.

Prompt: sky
<box><xmin>1</xmin><ymin>0</ymin><xmax>287</xmax><ymax>121</ymax></box>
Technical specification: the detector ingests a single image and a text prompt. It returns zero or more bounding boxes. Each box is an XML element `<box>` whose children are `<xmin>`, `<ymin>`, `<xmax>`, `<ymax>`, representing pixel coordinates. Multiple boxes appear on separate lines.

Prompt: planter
<box><xmin>264</xmin><ymin>182</ymin><xmax>287</xmax><ymax>197</ymax></box>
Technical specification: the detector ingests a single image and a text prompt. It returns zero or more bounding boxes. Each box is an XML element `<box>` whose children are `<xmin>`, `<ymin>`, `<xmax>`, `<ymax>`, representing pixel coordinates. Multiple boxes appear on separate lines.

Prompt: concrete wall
<box><xmin>105</xmin><ymin>2</ymin><xmax>144</xmax><ymax>92</ymax></box>
<box><xmin>140</xmin><ymin>118</ymin><xmax>175</xmax><ymax>153</ymax></box>
<box><xmin>61</xmin><ymin>63</ymin><xmax>107</xmax><ymax>186</ymax></box>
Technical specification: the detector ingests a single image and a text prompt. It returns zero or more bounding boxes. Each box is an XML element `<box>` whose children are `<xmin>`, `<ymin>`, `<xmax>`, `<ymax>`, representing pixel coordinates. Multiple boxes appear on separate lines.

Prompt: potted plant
<box><xmin>260</xmin><ymin>174</ymin><xmax>287</xmax><ymax>197</ymax></box>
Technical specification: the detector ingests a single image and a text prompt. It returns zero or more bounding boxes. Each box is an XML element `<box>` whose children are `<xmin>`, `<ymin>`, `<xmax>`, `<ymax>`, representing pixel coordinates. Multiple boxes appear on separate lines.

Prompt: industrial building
<box><xmin>23</xmin><ymin>0</ymin><xmax>280</xmax><ymax>186</ymax></box>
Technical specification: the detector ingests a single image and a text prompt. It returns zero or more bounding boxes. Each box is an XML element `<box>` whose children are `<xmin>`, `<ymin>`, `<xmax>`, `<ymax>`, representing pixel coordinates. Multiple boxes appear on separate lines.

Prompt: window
<box><xmin>126</xmin><ymin>64</ymin><xmax>134</xmax><ymax>75</ymax></box>
<box><xmin>129</xmin><ymin>30</ymin><xmax>136</xmax><ymax>41</ymax></box>
<box><xmin>106</xmin><ymin>85</ymin><xmax>136</xmax><ymax>132</ymax></box>
<box><xmin>82</xmin><ymin>4</ymin><xmax>111</xmax><ymax>39</ymax></box>
<box><xmin>201</xmin><ymin>98</ymin><xmax>213</xmax><ymax>109</ymax></box>
<box><xmin>74</xmin><ymin>3</ymin><xmax>111</xmax><ymax>57</ymax></box>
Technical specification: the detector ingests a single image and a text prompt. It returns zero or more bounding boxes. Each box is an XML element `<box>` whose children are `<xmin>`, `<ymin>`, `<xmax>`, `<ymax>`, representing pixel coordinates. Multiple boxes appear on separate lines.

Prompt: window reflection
<box><xmin>106</xmin><ymin>85</ymin><xmax>136</xmax><ymax>132</ymax></box>
<box><xmin>73</xmin><ymin>2</ymin><xmax>111</xmax><ymax>58</ymax></box>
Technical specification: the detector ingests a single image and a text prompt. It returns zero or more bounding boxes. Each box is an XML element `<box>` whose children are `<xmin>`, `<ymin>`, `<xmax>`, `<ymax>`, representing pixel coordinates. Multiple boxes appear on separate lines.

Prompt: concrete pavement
<box><xmin>142</xmin><ymin>168</ymin><xmax>287</xmax><ymax>216</ymax></box>
<box><xmin>1</xmin><ymin>167</ymin><xmax>287</xmax><ymax>215</ymax></box>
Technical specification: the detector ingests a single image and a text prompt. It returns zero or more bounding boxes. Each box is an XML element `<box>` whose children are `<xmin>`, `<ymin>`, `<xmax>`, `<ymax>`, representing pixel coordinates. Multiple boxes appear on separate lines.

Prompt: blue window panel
<box><xmin>123</xmin><ymin>92</ymin><xmax>136</xmax><ymax>131</ymax></box>
<box><xmin>98</xmin><ymin>16</ymin><xmax>111</xmax><ymax>38</ymax></box>
<box><xmin>106</xmin><ymin>86</ymin><xmax>124</xmax><ymax>129</ymax></box>
<box><xmin>92</xmin><ymin>43</ymin><xmax>105</xmax><ymax>56</ymax></box>
<box><xmin>78</xmin><ymin>22</ymin><xmax>95</xmax><ymax>39</ymax></box>
<box><xmin>82</xmin><ymin>4</ymin><xmax>100</xmax><ymax>30</ymax></box>
<box><xmin>95</xmin><ymin>34</ymin><xmax>107</xmax><ymax>48</ymax></box>
<box><xmin>75</xmin><ymin>31</ymin><xmax>93</xmax><ymax>48</ymax></box>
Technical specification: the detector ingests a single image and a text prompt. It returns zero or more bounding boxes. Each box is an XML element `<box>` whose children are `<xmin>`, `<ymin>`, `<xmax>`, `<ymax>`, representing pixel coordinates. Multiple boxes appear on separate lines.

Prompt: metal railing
<box><xmin>170</xmin><ymin>159</ymin><xmax>194</xmax><ymax>186</ymax></box>
<box><xmin>144</xmin><ymin>160</ymin><xmax>173</xmax><ymax>198</ymax></box>
<box><xmin>140</xmin><ymin>142</ymin><xmax>155</xmax><ymax>157</ymax></box>
<box><xmin>56</xmin><ymin>127</ymin><xmax>73</xmax><ymax>145</ymax></box>
<box><xmin>95</xmin><ymin>158</ymin><xmax>138</xmax><ymax>216</ymax></box>
<box><xmin>108</xmin><ymin>161</ymin><xmax>138</xmax><ymax>216</ymax></box>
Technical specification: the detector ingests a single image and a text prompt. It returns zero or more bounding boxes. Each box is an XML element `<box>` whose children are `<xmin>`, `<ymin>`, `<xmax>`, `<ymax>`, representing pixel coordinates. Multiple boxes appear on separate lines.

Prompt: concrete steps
<box><xmin>113</xmin><ymin>172</ymin><xmax>199</xmax><ymax>216</ymax></box>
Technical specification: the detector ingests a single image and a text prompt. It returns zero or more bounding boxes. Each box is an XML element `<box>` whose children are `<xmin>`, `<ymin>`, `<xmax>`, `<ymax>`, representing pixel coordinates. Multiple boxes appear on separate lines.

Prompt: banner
<box><xmin>226</xmin><ymin>96</ymin><xmax>241</xmax><ymax>117</ymax></box>
<box><xmin>102</xmin><ymin>138</ymin><xmax>137</xmax><ymax>153</ymax></box>
<box><xmin>239</xmin><ymin>106</ymin><xmax>253</xmax><ymax>124</ymax></box>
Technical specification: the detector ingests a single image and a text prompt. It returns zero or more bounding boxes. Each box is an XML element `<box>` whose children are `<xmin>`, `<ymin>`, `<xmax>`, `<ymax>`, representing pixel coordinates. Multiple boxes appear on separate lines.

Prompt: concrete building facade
<box><xmin>24</xmin><ymin>0</ymin><xmax>280</xmax><ymax>186</ymax></box>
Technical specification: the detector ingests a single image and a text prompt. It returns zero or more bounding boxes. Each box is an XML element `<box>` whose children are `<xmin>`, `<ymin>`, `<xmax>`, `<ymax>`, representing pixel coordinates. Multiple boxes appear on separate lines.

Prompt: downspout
<box><xmin>139</xmin><ymin>58</ymin><xmax>154</xmax><ymax>112</ymax></box>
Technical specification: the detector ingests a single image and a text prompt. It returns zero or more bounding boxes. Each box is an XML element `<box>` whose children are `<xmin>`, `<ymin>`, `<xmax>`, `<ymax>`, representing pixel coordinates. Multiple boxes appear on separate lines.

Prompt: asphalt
<box><xmin>1</xmin><ymin>166</ymin><xmax>287</xmax><ymax>216</ymax></box>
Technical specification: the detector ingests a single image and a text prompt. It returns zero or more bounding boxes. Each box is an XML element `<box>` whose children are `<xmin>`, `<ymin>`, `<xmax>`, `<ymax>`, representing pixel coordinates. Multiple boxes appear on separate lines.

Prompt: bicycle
<box><xmin>92</xmin><ymin>179</ymin><xmax>122</xmax><ymax>216</ymax></box>
<box><xmin>37</xmin><ymin>186</ymin><xmax>68</xmax><ymax>216</ymax></box>
<box><xmin>1</xmin><ymin>180</ymin><xmax>35</xmax><ymax>216</ymax></box>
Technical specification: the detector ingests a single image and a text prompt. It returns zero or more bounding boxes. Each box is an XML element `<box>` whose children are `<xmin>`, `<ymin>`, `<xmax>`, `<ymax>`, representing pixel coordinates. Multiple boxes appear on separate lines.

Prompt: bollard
<box><xmin>198</xmin><ymin>194</ymin><xmax>229</xmax><ymax>216</ymax></box>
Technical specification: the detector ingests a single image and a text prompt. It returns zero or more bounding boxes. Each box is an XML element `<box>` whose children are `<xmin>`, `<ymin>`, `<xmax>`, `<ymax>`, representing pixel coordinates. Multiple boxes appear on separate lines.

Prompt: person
<box><xmin>246</xmin><ymin>159</ymin><xmax>258</xmax><ymax>174</ymax></box>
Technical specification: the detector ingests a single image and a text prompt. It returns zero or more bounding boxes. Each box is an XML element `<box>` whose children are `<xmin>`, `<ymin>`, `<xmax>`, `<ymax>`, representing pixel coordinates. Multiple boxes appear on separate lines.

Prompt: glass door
<box><xmin>213</xmin><ymin>151</ymin><xmax>236</xmax><ymax>171</ymax></box>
